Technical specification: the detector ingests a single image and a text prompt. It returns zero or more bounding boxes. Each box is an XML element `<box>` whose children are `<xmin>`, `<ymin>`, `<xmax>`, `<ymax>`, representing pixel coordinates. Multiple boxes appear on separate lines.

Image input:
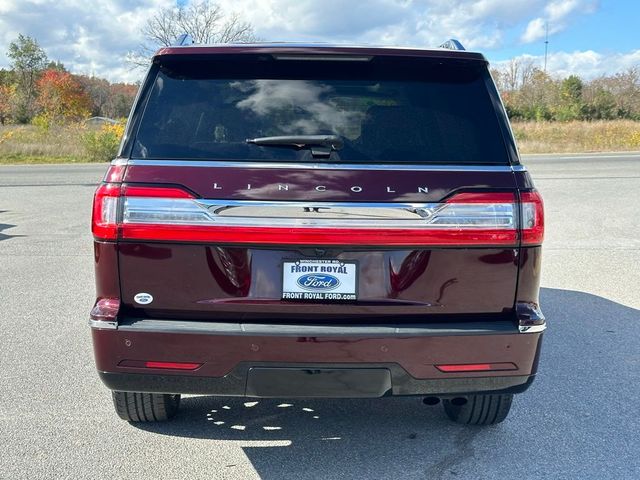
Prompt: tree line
<box><xmin>3</xmin><ymin>28</ymin><xmax>640</xmax><ymax>128</ymax></box>
<box><xmin>0</xmin><ymin>35</ymin><xmax>137</xmax><ymax>125</ymax></box>
<box><xmin>491</xmin><ymin>59</ymin><xmax>640</xmax><ymax>122</ymax></box>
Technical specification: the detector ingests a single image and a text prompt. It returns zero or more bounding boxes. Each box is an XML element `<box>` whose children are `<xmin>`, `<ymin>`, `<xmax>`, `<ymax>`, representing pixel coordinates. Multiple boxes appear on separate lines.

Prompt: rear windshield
<box><xmin>132</xmin><ymin>55</ymin><xmax>509</xmax><ymax>164</ymax></box>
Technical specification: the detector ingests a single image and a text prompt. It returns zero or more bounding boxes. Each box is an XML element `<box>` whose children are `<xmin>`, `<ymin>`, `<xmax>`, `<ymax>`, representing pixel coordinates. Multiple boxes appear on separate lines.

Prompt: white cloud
<box><xmin>492</xmin><ymin>49</ymin><xmax>640</xmax><ymax>79</ymax></box>
<box><xmin>0</xmin><ymin>0</ymin><xmax>609</xmax><ymax>83</ymax></box>
<box><xmin>215</xmin><ymin>0</ymin><xmax>549</xmax><ymax>50</ymax></box>
<box><xmin>0</xmin><ymin>0</ymin><xmax>174</xmax><ymax>83</ymax></box>
<box><xmin>521</xmin><ymin>0</ymin><xmax>597</xmax><ymax>43</ymax></box>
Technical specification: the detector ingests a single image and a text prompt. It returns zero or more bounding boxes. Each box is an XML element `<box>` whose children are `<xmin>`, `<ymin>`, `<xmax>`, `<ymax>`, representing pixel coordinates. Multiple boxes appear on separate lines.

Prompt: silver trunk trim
<box><xmin>117</xmin><ymin>158</ymin><xmax>526</xmax><ymax>172</ymax></box>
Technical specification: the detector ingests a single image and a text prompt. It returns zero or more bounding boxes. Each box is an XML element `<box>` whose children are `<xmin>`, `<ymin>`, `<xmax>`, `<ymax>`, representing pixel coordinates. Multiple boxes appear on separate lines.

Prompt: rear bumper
<box><xmin>91</xmin><ymin>318</ymin><xmax>543</xmax><ymax>398</ymax></box>
<box><xmin>99</xmin><ymin>366</ymin><xmax>536</xmax><ymax>398</ymax></box>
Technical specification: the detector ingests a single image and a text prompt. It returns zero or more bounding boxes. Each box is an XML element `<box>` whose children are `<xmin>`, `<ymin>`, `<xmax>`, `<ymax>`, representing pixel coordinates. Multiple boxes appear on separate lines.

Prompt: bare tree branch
<box><xmin>128</xmin><ymin>0</ymin><xmax>258</xmax><ymax>69</ymax></box>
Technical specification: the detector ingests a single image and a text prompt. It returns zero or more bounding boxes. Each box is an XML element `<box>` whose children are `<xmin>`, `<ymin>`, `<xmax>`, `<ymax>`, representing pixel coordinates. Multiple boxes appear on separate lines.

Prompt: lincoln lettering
<box><xmin>213</xmin><ymin>183</ymin><xmax>428</xmax><ymax>194</ymax></box>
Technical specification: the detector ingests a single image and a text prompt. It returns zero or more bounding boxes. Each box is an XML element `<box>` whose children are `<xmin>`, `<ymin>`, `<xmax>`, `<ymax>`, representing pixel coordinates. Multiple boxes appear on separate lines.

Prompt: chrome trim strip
<box><xmin>89</xmin><ymin>319</ymin><xmax>118</xmax><ymax>330</ymax></box>
<box><xmin>126</xmin><ymin>159</ymin><xmax>525</xmax><ymax>172</ymax></box>
<box><xmin>118</xmin><ymin>318</ymin><xmax>518</xmax><ymax>336</ymax></box>
<box><xmin>111</xmin><ymin>158</ymin><xmax>128</xmax><ymax>166</ymax></box>
<box><xmin>124</xmin><ymin>197</ymin><xmax>517</xmax><ymax>229</ymax></box>
<box><xmin>518</xmin><ymin>323</ymin><xmax>546</xmax><ymax>334</ymax></box>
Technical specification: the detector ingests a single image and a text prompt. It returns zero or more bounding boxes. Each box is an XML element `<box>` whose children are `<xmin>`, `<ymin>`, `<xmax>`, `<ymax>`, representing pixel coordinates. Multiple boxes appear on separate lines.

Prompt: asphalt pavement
<box><xmin>0</xmin><ymin>152</ymin><xmax>639</xmax><ymax>479</ymax></box>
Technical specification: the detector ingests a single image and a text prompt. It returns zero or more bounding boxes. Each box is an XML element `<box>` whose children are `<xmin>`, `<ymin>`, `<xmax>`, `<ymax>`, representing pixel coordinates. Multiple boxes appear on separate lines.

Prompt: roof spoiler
<box><xmin>438</xmin><ymin>39</ymin><xmax>465</xmax><ymax>51</ymax></box>
<box><xmin>170</xmin><ymin>35</ymin><xmax>466</xmax><ymax>52</ymax></box>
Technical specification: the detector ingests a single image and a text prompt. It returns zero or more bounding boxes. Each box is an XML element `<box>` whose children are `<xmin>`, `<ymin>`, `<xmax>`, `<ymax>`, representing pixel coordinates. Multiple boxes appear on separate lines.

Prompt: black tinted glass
<box><xmin>133</xmin><ymin>56</ymin><xmax>509</xmax><ymax>164</ymax></box>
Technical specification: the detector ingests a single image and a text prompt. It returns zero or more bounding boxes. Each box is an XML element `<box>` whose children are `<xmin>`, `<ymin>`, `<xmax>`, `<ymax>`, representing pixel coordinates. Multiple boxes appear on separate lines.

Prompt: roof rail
<box><xmin>173</xmin><ymin>34</ymin><xmax>194</xmax><ymax>46</ymax></box>
<box><xmin>438</xmin><ymin>39</ymin><xmax>465</xmax><ymax>51</ymax></box>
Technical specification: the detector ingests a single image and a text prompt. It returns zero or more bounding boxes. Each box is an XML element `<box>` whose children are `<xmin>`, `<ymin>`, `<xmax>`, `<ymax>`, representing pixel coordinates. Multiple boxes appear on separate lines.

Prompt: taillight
<box><xmin>118</xmin><ymin>190</ymin><xmax>518</xmax><ymax>246</ymax></box>
<box><xmin>121</xmin><ymin>185</ymin><xmax>195</xmax><ymax>199</ymax></box>
<box><xmin>92</xmin><ymin>183</ymin><xmax>120</xmax><ymax>240</ymax></box>
<box><xmin>520</xmin><ymin>190</ymin><xmax>544</xmax><ymax>245</ymax></box>
<box><xmin>92</xmin><ymin>186</ymin><xmax>544</xmax><ymax>247</ymax></box>
<box><xmin>92</xmin><ymin>184</ymin><xmax>195</xmax><ymax>241</ymax></box>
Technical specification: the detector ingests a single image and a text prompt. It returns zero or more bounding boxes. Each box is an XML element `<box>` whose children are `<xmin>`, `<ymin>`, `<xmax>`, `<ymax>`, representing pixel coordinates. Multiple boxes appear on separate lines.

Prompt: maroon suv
<box><xmin>90</xmin><ymin>42</ymin><xmax>545</xmax><ymax>425</ymax></box>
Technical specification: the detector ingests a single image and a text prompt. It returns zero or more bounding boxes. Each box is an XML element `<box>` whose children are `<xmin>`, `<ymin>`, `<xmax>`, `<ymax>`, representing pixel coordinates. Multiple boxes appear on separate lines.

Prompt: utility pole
<box><xmin>544</xmin><ymin>22</ymin><xmax>549</xmax><ymax>73</ymax></box>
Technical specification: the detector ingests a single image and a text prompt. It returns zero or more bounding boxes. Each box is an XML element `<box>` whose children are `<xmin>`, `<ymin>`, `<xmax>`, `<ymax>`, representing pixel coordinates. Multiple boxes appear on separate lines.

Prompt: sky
<box><xmin>0</xmin><ymin>0</ymin><xmax>639</xmax><ymax>83</ymax></box>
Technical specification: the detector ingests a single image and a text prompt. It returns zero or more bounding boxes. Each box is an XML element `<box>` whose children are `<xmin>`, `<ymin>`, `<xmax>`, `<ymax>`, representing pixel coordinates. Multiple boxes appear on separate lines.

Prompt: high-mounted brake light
<box><xmin>273</xmin><ymin>54</ymin><xmax>372</xmax><ymax>62</ymax></box>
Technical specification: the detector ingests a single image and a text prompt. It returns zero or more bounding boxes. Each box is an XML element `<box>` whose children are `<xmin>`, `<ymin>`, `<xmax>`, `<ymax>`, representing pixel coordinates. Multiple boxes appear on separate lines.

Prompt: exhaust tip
<box><xmin>423</xmin><ymin>396</ymin><xmax>440</xmax><ymax>406</ymax></box>
<box><xmin>450</xmin><ymin>397</ymin><xmax>468</xmax><ymax>406</ymax></box>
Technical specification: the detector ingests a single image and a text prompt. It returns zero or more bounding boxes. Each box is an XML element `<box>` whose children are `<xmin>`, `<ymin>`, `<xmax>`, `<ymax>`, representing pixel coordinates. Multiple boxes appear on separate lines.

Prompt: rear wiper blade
<box><xmin>245</xmin><ymin>135</ymin><xmax>343</xmax><ymax>157</ymax></box>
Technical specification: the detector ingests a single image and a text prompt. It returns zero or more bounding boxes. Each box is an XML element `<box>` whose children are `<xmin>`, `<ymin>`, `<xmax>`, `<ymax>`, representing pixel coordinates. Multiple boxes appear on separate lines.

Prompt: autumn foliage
<box><xmin>1</xmin><ymin>34</ymin><xmax>138</xmax><ymax>126</ymax></box>
<box><xmin>35</xmin><ymin>69</ymin><xmax>92</xmax><ymax>121</ymax></box>
<box><xmin>0</xmin><ymin>84</ymin><xmax>17</xmax><ymax>124</ymax></box>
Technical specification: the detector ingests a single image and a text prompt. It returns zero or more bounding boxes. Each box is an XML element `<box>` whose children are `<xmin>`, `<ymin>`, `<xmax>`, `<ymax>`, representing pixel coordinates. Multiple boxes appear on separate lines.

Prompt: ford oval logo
<box><xmin>296</xmin><ymin>274</ymin><xmax>341</xmax><ymax>291</ymax></box>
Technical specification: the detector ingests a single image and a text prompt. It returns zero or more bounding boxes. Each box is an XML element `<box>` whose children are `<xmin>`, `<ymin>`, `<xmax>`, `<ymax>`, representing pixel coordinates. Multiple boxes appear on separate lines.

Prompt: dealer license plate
<box><xmin>282</xmin><ymin>259</ymin><xmax>358</xmax><ymax>301</ymax></box>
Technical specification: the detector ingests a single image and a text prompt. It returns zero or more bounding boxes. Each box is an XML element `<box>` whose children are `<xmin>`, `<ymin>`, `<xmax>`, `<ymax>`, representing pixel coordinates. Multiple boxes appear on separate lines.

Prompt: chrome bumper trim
<box><xmin>89</xmin><ymin>319</ymin><xmax>118</xmax><ymax>330</ymax></box>
<box><xmin>519</xmin><ymin>322</ymin><xmax>546</xmax><ymax>334</ymax></box>
<box><xmin>117</xmin><ymin>318</ymin><xmax>519</xmax><ymax>336</ymax></box>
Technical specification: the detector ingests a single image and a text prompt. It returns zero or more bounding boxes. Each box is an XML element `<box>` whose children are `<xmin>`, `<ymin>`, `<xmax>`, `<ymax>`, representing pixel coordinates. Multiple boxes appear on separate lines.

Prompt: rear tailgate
<box><xmin>111</xmin><ymin>49</ymin><xmax>524</xmax><ymax>322</ymax></box>
<box><xmin>117</xmin><ymin>163</ymin><xmax>519</xmax><ymax>319</ymax></box>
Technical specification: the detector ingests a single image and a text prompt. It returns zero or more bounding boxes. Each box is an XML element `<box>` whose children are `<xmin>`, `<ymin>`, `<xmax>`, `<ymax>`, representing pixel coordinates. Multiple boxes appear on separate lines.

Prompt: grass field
<box><xmin>513</xmin><ymin>120</ymin><xmax>640</xmax><ymax>154</ymax></box>
<box><xmin>0</xmin><ymin>124</ymin><xmax>87</xmax><ymax>163</ymax></box>
<box><xmin>1</xmin><ymin>120</ymin><xmax>640</xmax><ymax>164</ymax></box>
<box><xmin>0</xmin><ymin>122</ymin><xmax>122</xmax><ymax>164</ymax></box>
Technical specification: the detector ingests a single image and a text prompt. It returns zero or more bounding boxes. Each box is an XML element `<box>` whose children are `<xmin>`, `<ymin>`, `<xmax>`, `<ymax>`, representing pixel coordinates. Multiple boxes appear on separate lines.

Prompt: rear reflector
<box><xmin>91</xmin><ymin>185</ymin><xmax>544</xmax><ymax>246</ymax></box>
<box><xmin>118</xmin><ymin>360</ymin><xmax>202</xmax><ymax>370</ymax></box>
<box><xmin>436</xmin><ymin>362</ymin><xmax>517</xmax><ymax>372</ymax></box>
<box><xmin>144</xmin><ymin>361</ymin><xmax>202</xmax><ymax>370</ymax></box>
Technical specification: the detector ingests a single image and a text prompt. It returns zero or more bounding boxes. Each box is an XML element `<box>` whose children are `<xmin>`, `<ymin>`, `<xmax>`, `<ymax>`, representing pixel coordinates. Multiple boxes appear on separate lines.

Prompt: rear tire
<box><xmin>111</xmin><ymin>391</ymin><xmax>181</xmax><ymax>422</ymax></box>
<box><xmin>443</xmin><ymin>394</ymin><xmax>513</xmax><ymax>425</ymax></box>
